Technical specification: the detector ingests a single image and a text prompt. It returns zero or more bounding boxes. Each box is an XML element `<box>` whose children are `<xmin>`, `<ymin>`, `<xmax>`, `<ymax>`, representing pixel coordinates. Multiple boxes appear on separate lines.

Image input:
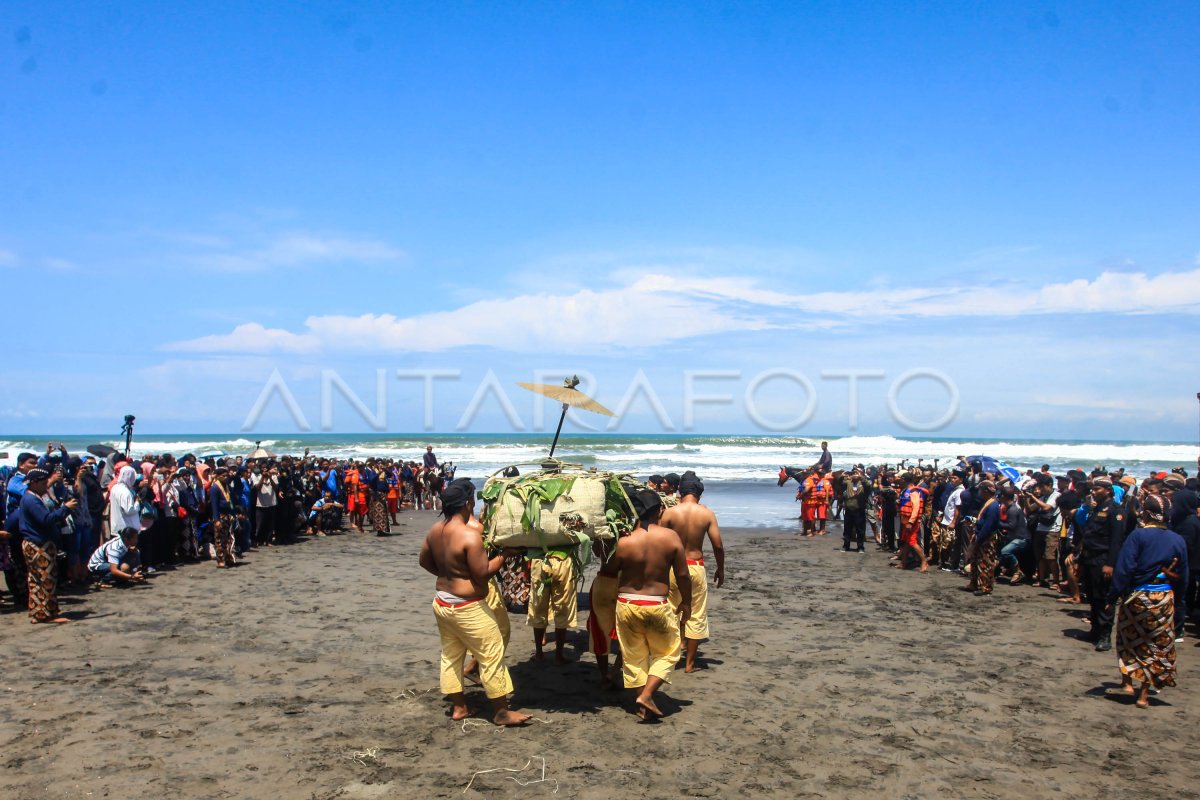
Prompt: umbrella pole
<box><xmin>548</xmin><ymin>403</ymin><xmax>569</xmax><ymax>459</ymax></box>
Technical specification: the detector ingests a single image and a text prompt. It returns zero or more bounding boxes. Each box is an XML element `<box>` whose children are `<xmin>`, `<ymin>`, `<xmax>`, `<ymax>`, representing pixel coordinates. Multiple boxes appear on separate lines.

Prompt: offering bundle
<box><xmin>480</xmin><ymin>463</ymin><xmax>642</xmax><ymax>548</ymax></box>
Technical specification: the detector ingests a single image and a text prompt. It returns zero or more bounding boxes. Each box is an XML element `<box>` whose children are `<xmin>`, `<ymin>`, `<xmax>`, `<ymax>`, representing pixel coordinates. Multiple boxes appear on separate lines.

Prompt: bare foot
<box><xmin>638</xmin><ymin>695</ymin><xmax>667</xmax><ymax>719</ymax></box>
<box><xmin>32</xmin><ymin>616</ymin><xmax>70</xmax><ymax>624</ymax></box>
<box><xmin>919</xmin><ymin>564</ymin><xmax>928</xmax><ymax>573</ymax></box>
<box><xmin>1056</xmin><ymin>596</ymin><xmax>1081</xmax><ymax>604</ymax></box>
<box><xmin>451</xmin><ymin>704</ymin><xmax>471</xmax><ymax>721</ymax></box>
<box><xmin>493</xmin><ymin>709</ymin><xmax>531</xmax><ymax>726</ymax></box>
<box><xmin>684</xmin><ymin>662</ymin><xmax>696</xmax><ymax>674</ymax></box>
<box><xmin>531</xmin><ymin>651</ymin><xmax>545</xmax><ymax>662</ymax></box>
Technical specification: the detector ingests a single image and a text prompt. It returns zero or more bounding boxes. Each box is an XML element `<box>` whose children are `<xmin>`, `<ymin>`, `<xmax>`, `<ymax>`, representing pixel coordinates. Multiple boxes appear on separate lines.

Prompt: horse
<box><xmin>777</xmin><ymin>466</ymin><xmax>808</xmax><ymax>487</ymax></box>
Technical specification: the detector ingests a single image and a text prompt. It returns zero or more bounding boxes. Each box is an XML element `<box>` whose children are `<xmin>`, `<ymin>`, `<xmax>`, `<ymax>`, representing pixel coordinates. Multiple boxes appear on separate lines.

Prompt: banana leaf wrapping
<box><xmin>480</xmin><ymin>465</ymin><xmax>641</xmax><ymax>548</ymax></box>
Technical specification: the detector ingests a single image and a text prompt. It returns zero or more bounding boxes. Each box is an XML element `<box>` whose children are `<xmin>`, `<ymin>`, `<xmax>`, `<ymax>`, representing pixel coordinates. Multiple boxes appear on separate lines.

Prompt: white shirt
<box><xmin>941</xmin><ymin>485</ymin><xmax>964</xmax><ymax>527</ymax></box>
<box><xmin>108</xmin><ymin>481</ymin><xmax>141</xmax><ymax>535</ymax></box>
<box><xmin>89</xmin><ymin>536</ymin><xmax>129</xmax><ymax>571</ymax></box>
<box><xmin>252</xmin><ymin>473</ymin><xmax>277</xmax><ymax>508</ymax></box>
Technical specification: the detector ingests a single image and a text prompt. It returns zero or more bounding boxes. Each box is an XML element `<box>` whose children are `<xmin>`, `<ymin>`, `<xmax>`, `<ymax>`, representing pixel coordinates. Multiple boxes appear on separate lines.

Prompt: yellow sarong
<box><xmin>587</xmin><ymin>574</ymin><xmax>619</xmax><ymax>655</ymax></box>
<box><xmin>485</xmin><ymin>579</ymin><xmax>510</xmax><ymax>647</ymax></box>
<box><xmin>615</xmin><ymin>598</ymin><xmax>680</xmax><ymax>689</ymax></box>
<box><xmin>432</xmin><ymin>598</ymin><xmax>513</xmax><ymax>700</ymax></box>
<box><xmin>669</xmin><ymin>561</ymin><xmax>710</xmax><ymax>640</ymax></box>
<box><xmin>527</xmin><ymin>556</ymin><xmax>578</xmax><ymax>629</ymax></box>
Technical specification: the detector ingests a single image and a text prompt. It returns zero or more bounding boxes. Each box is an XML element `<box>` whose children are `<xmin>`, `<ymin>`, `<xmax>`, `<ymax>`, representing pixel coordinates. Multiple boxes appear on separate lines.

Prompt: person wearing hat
<box><xmin>610</xmin><ymin>487</ymin><xmax>691</xmax><ymax>721</ymax></box>
<box><xmin>419</xmin><ymin>480</ymin><xmax>529</xmax><ymax>726</ymax></box>
<box><xmin>661</xmin><ymin>473</ymin><xmax>724</xmax><ymax>673</ymax></box>
<box><xmin>18</xmin><ymin>467</ymin><xmax>79</xmax><ymax>623</ymax></box>
<box><xmin>1106</xmin><ymin>494</ymin><xmax>1188</xmax><ymax>708</ymax></box>
<box><xmin>1078</xmin><ymin>477</ymin><xmax>1126</xmax><ymax>651</ymax></box>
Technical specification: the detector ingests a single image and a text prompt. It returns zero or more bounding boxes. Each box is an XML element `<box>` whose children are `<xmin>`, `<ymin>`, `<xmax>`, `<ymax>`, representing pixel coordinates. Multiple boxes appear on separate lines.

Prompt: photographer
<box><xmin>251</xmin><ymin>462</ymin><xmax>279</xmax><ymax>547</ymax></box>
<box><xmin>18</xmin><ymin>468</ymin><xmax>79</xmax><ymax>623</ymax></box>
<box><xmin>88</xmin><ymin>527</ymin><xmax>145</xmax><ymax>585</ymax></box>
<box><xmin>1022</xmin><ymin>474</ymin><xmax>1061</xmax><ymax>588</ymax></box>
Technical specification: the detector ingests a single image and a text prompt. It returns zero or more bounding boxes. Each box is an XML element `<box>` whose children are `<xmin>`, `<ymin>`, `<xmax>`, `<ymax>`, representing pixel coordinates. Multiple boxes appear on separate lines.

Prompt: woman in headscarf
<box><xmin>1108</xmin><ymin>493</ymin><xmax>1188</xmax><ymax>708</ymax></box>
<box><xmin>108</xmin><ymin>465</ymin><xmax>141</xmax><ymax>539</ymax></box>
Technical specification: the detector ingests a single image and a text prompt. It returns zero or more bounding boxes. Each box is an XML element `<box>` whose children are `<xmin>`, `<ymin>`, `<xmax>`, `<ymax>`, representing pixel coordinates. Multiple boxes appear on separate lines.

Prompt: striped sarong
<box><xmin>1116</xmin><ymin>589</ymin><xmax>1176</xmax><ymax>689</ymax></box>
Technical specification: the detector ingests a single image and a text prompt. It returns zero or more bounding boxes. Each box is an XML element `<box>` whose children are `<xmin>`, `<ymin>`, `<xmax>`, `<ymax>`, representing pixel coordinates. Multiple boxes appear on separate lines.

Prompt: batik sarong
<box><xmin>975</xmin><ymin>535</ymin><xmax>999</xmax><ymax>594</ymax></box>
<box><xmin>22</xmin><ymin>540</ymin><xmax>59</xmax><ymax>622</ymax></box>
<box><xmin>498</xmin><ymin>554</ymin><xmax>530</xmax><ymax>608</ymax></box>
<box><xmin>369</xmin><ymin>495</ymin><xmax>390</xmax><ymax>534</ymax></box>
<box><xmin>178</xmin><ymin>517</ymin><xmax>200</xmax><ymax>559</ymax></box>
<box><xmin>213</xmin><ymin>514</ymin><xmax>235</xmax><ymax>567</ymax></box>
<box><xmin>958</xmin><ymin>518</ymin><xmax>977</xmax><ymax>566</ymax></box>
<box><xmin>1116</xmin><ymin>589</ymin><xmax>1176</xmax><ymax>689</ymax></box>
<box><xmin>931</xmin><ymin>521</ymin><xmax>956</xmax><ymax>561</ymax></box>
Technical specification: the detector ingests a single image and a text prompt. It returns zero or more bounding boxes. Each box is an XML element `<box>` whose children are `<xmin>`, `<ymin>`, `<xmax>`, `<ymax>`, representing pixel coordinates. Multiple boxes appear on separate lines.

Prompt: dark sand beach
<box><xmin>2</xmin><ymin>515</ymin><xmax>1197</xmax><ymax>799</ymax></box>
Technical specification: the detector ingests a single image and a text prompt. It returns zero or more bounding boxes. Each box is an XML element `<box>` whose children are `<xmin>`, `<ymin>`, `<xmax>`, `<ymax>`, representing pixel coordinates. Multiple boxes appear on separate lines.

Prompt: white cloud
<box><xmin>167</xmin><ymin>282</ymin><xmax>767</xmax><ymax>354</ymax></box>
<box><xmin>179</xmin><ymin>232</ymin><xmax>404</xmax><ymax>272</ymax></box>
<box><xmin>0</xmin><ymin>249</ymin><xmax>17</xmax><ymax>267</ymax></box>
<box><xmin>164</xmin><ymin>323</ymin><xmax>320</xmax><ymax>354</ymax></box>
<box><xmin>165</xmin><ymin>265</ymin><xmax>1200</xmax><ymax>355</ymax></box>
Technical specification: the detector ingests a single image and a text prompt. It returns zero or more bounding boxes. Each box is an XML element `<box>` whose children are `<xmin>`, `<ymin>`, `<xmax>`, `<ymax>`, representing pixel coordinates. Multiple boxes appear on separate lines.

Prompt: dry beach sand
<box><xmin>2</xmin><ymin>514</ymin><xmax>1198</xmax><ymax>799</ymax></box>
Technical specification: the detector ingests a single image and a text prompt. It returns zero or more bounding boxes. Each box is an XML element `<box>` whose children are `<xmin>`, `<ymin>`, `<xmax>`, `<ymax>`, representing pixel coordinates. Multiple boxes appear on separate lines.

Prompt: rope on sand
<box><xmin>392</xmin><ymin>688</ymin><xmax>433</xmax><ymax>701</ymax></box>
<box><xmin>458</xmin><ymin>716</ymin><xmax>549</xmax><ymax>733</ymax></box>
<box><xmin>346</xmin><ymin>748</ymin><xmax>380</xmax><ymax>767</ymax></box>
<box><xmin>463</xmin><ymin>756</ymin><xmax>559</xmax><ymax>794</ymax></box>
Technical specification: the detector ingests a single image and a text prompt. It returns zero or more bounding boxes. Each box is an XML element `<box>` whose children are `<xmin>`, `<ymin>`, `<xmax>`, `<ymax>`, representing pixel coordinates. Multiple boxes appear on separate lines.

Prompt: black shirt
<box><xmin>1080</xmin><ymin>499</ymin><xmax>1125</xmax><ymax>566</ymax></box>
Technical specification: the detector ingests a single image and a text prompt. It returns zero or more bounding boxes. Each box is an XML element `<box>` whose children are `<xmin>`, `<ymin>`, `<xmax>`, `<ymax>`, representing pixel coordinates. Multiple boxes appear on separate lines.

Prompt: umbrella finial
<box><xmin>564</xmin><ymin>375</ymin><xmax>580</xmax><ymax>389</ymax></box>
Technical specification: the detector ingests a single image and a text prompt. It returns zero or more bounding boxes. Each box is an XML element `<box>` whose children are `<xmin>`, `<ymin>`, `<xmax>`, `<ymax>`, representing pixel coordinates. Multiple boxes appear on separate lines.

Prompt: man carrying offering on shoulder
<box><xmin>419</xmin><ymin>480</ymin><xmax>529</xmax><ymax>726</ymax></box>
<box><xmin>611</xmin><ymin>488</ymin><xmax>692</xmax><ymax>721</ymax></box>
<box><xmin>661</xmin><ymin>472</ymin><xmax>724</xmax><ymax>673</ymax></box>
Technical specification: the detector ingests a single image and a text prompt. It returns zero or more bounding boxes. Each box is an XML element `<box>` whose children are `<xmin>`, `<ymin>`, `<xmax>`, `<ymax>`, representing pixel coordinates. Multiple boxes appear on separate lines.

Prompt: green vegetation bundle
<box><xmin>480</xmin><ymin>463</ymin><xmax>641</xmax><ymax>549</ymax></box>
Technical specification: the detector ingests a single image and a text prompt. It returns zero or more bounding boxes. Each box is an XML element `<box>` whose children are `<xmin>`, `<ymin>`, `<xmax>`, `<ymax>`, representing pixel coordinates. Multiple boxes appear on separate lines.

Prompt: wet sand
<box><xmin>2</xmin><ymin>515</ymin><xmax>1197</xmax><ymax>799</ymax></box>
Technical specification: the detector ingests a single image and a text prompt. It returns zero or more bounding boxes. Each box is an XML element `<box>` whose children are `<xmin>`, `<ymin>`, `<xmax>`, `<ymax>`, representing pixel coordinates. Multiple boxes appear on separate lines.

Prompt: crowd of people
<box><xmin>784</xmin><ymin>446</ymin><xmax>1198</xmax><ymax>709</ymax></box>
<box><xmin>0</xmin><ymin>443</ymin><xmax>455</xmax><ymax>624</ymax></box>
<box><xmin>5</xmin><ymin>434</ymin><xmax>1193</xmax><ymax>718</ymax></box>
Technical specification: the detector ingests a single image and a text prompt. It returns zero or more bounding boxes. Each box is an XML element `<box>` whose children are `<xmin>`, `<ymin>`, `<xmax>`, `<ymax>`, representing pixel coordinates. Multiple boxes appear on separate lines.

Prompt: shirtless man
<box><xmin>660</xmin><ymin>474</ymin><xmax>724</xmax><ymax>673</ymax></box>
<box><xmin>611</xmin><ymin>488</ymin><xmax>692</xmax><ymax>721</ymax></box>
<box><xmin>456</xmin><ymin>478</ymin><xmax>511</xmax><ymax>682</ymax></box>
<box><xmin>419</xmin><ymin>481</ymin><xmax>529</xmax><ymax>726</ymax></box>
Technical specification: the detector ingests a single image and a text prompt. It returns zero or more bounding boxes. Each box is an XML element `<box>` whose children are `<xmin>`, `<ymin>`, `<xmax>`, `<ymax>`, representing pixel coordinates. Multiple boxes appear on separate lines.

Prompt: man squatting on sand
<box><xmin>420</xmin><ymin>480</ymin><xmax>530</xmax><ymax>726</ymax></box>
<box><xmin>661</xmin><ymin>472</ymin><xmax>724</xmax><ymax>673</ymax></box>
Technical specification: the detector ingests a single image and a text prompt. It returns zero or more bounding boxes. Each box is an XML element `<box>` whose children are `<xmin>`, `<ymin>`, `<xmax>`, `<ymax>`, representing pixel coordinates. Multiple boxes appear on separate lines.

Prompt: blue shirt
<box><xmin>6</xmin><ymin>472</ymin><xmax>28</xmax><ymax>515</ymax></box>
<box><xmin>975</xmin><ymin>500</ymin><xmax>1001</xmax><ymax>542</ymax></box>
<box><xmin>18</xmin><ymin>491</ymin><xmax>70</xmax><ymax>547</ymax></box>
<box><xmin>208</xmin><ymin>484</ymin><xmax>233</xmax><ymax>516</ymax></box>
<box><xmin>1109</xmin><ymin>526</ymin><xmax>1188</xmax><ymax>601</ymax></box>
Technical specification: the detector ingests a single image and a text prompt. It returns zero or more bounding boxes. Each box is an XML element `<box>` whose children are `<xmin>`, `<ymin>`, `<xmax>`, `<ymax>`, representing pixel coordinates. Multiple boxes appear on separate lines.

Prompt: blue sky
<box><xmin>1</xmin><ymin>1</ymin><xmax>1198</xmax><ymax>439</ymax></box>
